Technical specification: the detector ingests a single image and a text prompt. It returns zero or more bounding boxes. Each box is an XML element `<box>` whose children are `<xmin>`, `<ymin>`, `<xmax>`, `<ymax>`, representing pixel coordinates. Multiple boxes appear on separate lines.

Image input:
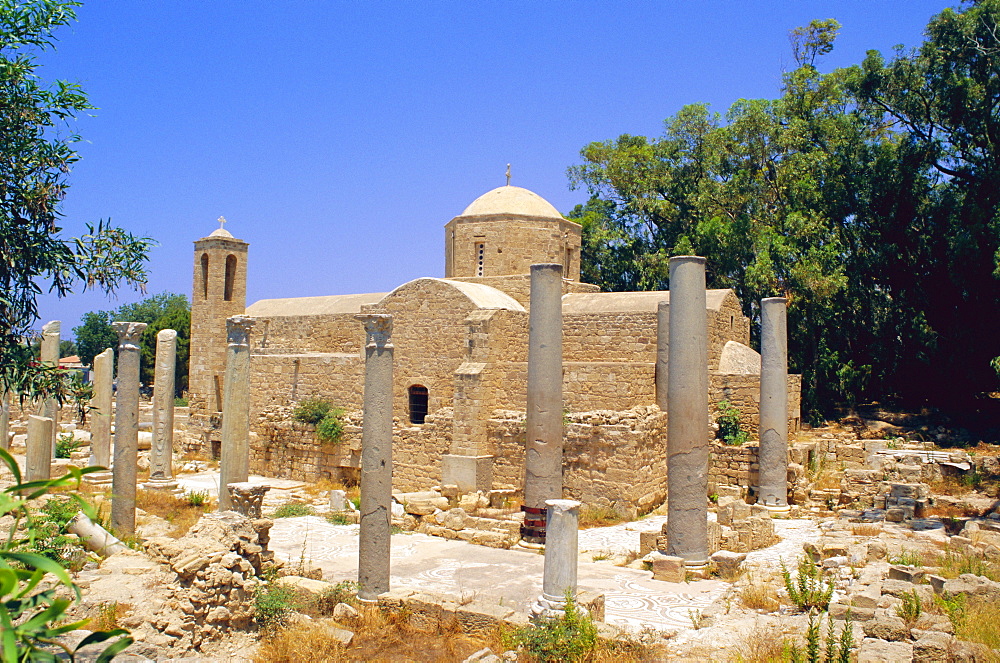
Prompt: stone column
<box><xmin>523</xmin><ymin>263</ymin><xmax>563</xmax><ymax>513</ymax></box>
<box><xmin>655</xmin><ymin>300</ymin><xmax>669</xmax><ymax>411</ymax></box>
<box><xmin>146</xmin><ymin>329</ymin><xmax>178</xmax><ymax>490</ymax></box>
<box><xmin>530</xmin><ymin>499</ymin><xmax>582</xmax><ymax>619</ymax></box>
<box><xmin>89</xmin><ymin>348</ymin><xmax>114</xmax><ymax>470</ymax></box>
<box><xmin>25</xmin><ymin>415</ymin><xmax>53</xmax><ymax>483</ymax></box>
<box><xmin>758</xmin><ymin>297</ymin><xmax>789</xmax><ymax>512</ymax></box>
<box><xmin>218</xmin><ymin>316</ymin><xmax>255</xmax><ymax>512</ymax></box>
<box><xmin>111</xmin><ymin>321</ymin><xmax>146</xmax><ymax>536</ymax></box>
<box><xmin>40</xmin><ymin>320</ymin><xmax>60</xmax><ymax>456</ymax></box>
<box><xmin>0</xmin><ymin>389</ymin><xmax>10</xmax><ymax>451</ymax></box>
<box><xmin>355</xmin><ymin>313</ymin><xmax>393</xmax><ymax>602</ymax></box>
<box><xmin>666</xmin><ymin>256</ymin><xmax>709</xmax><ymax>567</ymax></box>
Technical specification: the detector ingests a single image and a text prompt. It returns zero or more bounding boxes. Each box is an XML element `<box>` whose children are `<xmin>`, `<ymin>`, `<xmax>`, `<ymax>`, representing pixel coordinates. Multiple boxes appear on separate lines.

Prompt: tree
<box><xmin>73</xmin><ymin>293</ymin><xmax>191</xmax><ymax>396</ymax></box>
<box><xmin>570</xmin><ymin>7</ymin><xmax>1000</xmax><ymax>421</ymax></box>
<box><xmin>0</xmin><ymin>0</ymin><xmax>152</xmax><ymax>405</ymax></box>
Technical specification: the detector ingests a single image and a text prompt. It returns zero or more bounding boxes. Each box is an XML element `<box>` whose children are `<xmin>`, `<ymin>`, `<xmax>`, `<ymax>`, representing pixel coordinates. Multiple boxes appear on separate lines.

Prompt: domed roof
<box><xmin>459</xmin><ymin>185</ymin><xmax>563</xmax><ymax>220</ymax></box>
<box><xmin>208</xmin><ymin>227</ymin><xmax>234</xmax><ymax>238</ymax></box>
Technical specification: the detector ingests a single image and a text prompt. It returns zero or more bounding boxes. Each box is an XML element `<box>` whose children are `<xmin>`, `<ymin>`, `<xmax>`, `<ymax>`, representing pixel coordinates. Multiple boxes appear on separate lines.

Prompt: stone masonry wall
<box><xmin>445</xmin><ymin>215</ymin><xmax>582</xmax><ymax>280</ymax></box>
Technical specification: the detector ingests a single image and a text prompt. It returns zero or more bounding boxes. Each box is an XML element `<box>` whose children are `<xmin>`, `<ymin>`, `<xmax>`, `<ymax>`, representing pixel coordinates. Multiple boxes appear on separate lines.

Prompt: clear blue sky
<box><xmin>35</xmin><ymin>1</ymin><xmax>951</xmax><ymax>339</ymax></box>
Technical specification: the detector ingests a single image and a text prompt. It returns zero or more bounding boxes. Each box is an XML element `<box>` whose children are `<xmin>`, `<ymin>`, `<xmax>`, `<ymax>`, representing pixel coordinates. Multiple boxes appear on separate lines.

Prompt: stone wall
<box><xmin>710</xmin><ymin>372</ymin><xmax>802</xmax><ymax>433</ymax></box>
<box><xmin>444</xmin><ymin>215</ymin><xmax>582</xmax><ymax>280</ymax></box>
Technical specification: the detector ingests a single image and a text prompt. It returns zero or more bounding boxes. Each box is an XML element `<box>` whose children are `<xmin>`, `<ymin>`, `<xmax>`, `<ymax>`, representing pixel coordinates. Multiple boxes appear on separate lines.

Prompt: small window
<box><xmin>201</xmin><ymin>254</ymin><xmax>209</xmax><ymax>300</ymax></box>
<box><xmin>408</xmin><ymin>385</ymin><xmax>428</xmax><ymax>424</ymax></box>
<box><xmin>475</xmin><ymin>242</ymin><xmax>485</xmax><ymax>276</ymax></box>
<box><xmin>224</xmin><ymin>254</ymin><xmax>237</xmax><ymax>301</ymax></box>
<box><xmin>730</xmin><ymin>315</ymin><xmax>734</xmax><ymax>329</ymax></box>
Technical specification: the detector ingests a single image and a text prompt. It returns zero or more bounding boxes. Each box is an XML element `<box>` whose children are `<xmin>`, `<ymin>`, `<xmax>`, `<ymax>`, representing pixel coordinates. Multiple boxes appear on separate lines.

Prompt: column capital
<box><xmin>355</xmin><ymin>313</ymin><xmax>393</xmax><ymax>350</ymax></box>
<box><xmin>41</xmin><ymin>320</ymin><xmax>60</xmax><ymax>336</ymax></box>
<box><xmin>226</xmin><ymin>315</ymin><xmax>256</xmax><ymax>347</ymax></box>
<box><xmin>113</xmin><ymin>322</ymin><xmax>147</xmax><ymax>350</ymax></box>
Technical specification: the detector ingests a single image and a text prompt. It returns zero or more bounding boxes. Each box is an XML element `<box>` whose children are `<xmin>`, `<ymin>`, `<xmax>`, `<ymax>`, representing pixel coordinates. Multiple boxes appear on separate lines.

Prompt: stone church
<box><xmin>187</xmin><ymin>184</ymin><xmax>800</xmax><ymax>509</ymax></box>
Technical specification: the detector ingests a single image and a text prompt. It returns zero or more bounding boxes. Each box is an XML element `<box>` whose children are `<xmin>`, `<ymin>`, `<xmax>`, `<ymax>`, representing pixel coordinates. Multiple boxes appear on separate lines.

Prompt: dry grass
<box><xmin>303</xmin><ymin>478</ymin><xmax>344</xmax><ymax>496</ymax></box>
<box><xmin>729</xmin><ymin>624</ymin><xmax>789</xmax><ymax>663</ymax></box>
<box><xmin>579</xmin><ymin>505</ymin><xmax>630</xmax><ymax>529</ymax></box>
<box><xmin>850</xmin><ymin>523</ymin><xmax>881</xmax><ymax>537</ymax></box>
<box><xmin>933</xmin><ymin>548</ymin><xmax>1000</xmax><ymax>581</ymax></box>
<box><xmin>135</xmin><ymin>488</ymin><xmax>211</xmax><ymax>537</ymax></box>
<box><xmin>90</xmin><ymin>601</ymin><xmax>131</xmax><ymax>631</ymax></box>
<box><xmin>740</xmin><ymin>575</ymin><xmax>781</xmax><ymax>612</ymax></box>
<box><xmin>255</xmin><ymin>604</ymin><xmax>490</xmax><ymax>663</ymax></box>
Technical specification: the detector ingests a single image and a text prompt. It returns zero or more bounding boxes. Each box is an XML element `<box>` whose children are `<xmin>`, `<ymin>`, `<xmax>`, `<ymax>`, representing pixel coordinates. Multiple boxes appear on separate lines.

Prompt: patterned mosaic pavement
<box><xmin>174</xmin><ymin>471</ymin><xmax>816</xmax><ymax>632</ymax></box>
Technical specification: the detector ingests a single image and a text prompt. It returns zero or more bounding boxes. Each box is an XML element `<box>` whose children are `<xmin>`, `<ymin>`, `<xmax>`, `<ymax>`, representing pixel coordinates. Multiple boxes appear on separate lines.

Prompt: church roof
<box><xmin>459</xmin><ymin>185</ymin><xmax>563</xmax><ymax>220</ymax></box>
<box><xmin>562</xmin><ymin>289</ymin><xmax>733</xmax><ymax>314</ymax></box>
<box><xmin>247</xmin><ymin>293</ymin><xmax>387</xmax><ymax>316</ymax></box>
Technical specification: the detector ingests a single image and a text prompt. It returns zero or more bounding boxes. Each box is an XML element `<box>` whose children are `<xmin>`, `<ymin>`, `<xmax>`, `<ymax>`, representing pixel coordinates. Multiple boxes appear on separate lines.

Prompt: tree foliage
<box><xmin>73</xmin><ymin>293</ymin><xmax>191</xmax><ymax>396</ymax></box>
<box><xmin>570</xmin><ymin>9</ymin><xmax>1000</xmax><ymax>421</ymax></box>
<box><xmin>0</xmin><ymin>0</ymin><xmax>152</xmax><ymax>406</ymax></box>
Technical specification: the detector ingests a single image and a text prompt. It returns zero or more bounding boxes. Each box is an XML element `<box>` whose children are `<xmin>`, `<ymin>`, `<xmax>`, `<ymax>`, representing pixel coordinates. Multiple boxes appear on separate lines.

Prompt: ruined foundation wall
<box><xmin>710</xmin><ymin>373</ymin><xmax>802</xmax><ymax>433</ymax></box>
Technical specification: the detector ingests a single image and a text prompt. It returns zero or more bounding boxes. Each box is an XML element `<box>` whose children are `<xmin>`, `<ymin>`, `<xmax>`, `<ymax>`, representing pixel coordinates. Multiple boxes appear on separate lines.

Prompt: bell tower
<box><xmin>188</xmin><ymin>218</ymin><xmax>249</xmax><ymax>428</ymax></box>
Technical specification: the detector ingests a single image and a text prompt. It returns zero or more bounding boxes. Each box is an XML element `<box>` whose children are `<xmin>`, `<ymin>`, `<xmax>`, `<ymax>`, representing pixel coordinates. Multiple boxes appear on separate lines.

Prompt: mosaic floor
<box><xmin>174</xmin><ymin>470</ymin><xmax>816</xmax><ymax>632</ymax></box>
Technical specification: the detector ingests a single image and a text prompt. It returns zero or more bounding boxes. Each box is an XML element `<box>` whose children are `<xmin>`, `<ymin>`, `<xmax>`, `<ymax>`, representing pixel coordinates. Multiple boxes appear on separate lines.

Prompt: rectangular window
<box><xmin>476</xmin><ymin>241</ymin><xmax>485</xmax><ymax>276</ymax></box>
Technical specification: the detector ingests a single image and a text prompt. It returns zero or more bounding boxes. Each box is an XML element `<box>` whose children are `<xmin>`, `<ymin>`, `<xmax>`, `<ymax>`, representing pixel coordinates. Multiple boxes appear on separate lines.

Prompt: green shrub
<box><xmin>29</xmin><ymin>497</ymin><xmax>88</xmax><ymax>571</ymax></box>
<box><xmin>253</xmin><ymin>581</ymin><xmax>300</xmax><ymax>629</ymax></box>
<box><xmin>54</xmin><ymin>433</ymin><xmax>82</xmax><ymax>459</ymax></box>
<box><xmin>508</xmin><ymin>593</ymin><xmax>597</xmax><ymax>662</ymax></box>
<box><xmin>292</xmin><ymin>398</ymin><xmax>333</xmax><ymax>424</ymax></box>
<box><xmin>273</xmin><ymin>502</ymin><xmax>315</xmax><ymax>518</ymax></box>
<box><xmin>716</xmin><ymin>400</ymin><xmax>750</xmax><ymax>446</ymax></box>
<box><xmin>896</xmin><ymin>589</ymin><xmax>922</xmax><ymax>625</ymax></box>
<box><xmin>316</xmin><ymin>408</ymin><xmax>345</xmax><ymax>444</ymax></box>
<box><xmin>782</xmin><ymin>556</ymin><xmax>834</xmax><ymax>612</ymax></box>
<box><xmin>186</xmin><ymin>489</ymin><xmax>209</xmax><ymax>507</ymax></box>
<box><xmin>314</xmin><ymin>580</ymin><xmax>360</xmax><ymax>614</ymax></box>
<box><xmin>326</xmin><ymin>512</ymin><xmax>353</xmax><ymax>526</ymax></box>
<box><xmin>174</xmin><ymin>396</ymin><xmax>188</xmax><ymax>406</ymax></box>
<box><xmin>788</xmin><ymin>610</ymin><xmax>854</xmax><ymax>663</ymax></box>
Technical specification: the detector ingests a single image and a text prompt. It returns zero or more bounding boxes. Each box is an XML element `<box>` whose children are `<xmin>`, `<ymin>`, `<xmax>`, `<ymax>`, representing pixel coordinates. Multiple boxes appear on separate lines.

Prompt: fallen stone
<box><xmin>710</xmin><ymin>550</ymin><xmax>745</xmax><ymax>577</ymax></box>
<box><xmin>647</xmin><ymin>553</ymin><xmax>685</xmax><ymax>583</ymax></box>
<box><xmin>857</xmin><ymin>637</ymin><xmax>913</xmax><ymax>663</ymax></box>
<box><xmin>863</xmin><ymin>614</ymin><xmax>909</xmax><ymax>641</ymax></box>
<box><xmin>888</xmin><ymin>565</ymin><xmax>925</xmax><ymax>583</ymax></box>
<box><xmin>912</xmin><ymin>631</ymin><xmax>952</xmax><ymax>662</ymax></box>
<box><xmin>463</xmin><ymin>648</ymin><xmax>501</xmax><ymax>663</ymax></box>
<box><xmin>332</xmin><ymin>602</ymin><xmax>359</xmax><ymax>620</ymax></box>
<box><xmin>319</xmin><ymin>622</ymin><xmax>354</xmax><ymax>647</ymax></box>
<box><xmin>829</xmin><ymin>602</ymin><xmax>875</xmax><ymax>621</ymax></box>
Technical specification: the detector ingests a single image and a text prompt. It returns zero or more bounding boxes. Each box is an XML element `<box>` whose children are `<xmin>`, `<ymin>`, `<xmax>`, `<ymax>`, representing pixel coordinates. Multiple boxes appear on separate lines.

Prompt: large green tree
<box><xmin>0</xmin><ymin>0</ymin><xmax>151</xmax><ymax>404</ymax></box>
<box><xmin>570</xmin><ymin>9</ymin><xmax>1000</xmax><ymax>422</ymax></box>
<box><xmin>73</xmin><ymin>293</ymin><xmax>191</xmax><ymax>396</ymax></box>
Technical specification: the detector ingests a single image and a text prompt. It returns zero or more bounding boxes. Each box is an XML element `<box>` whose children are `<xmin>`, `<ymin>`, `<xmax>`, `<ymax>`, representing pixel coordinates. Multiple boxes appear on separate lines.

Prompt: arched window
<box><xmin>408</xmin><ymin>385</ymin><xmax>428</xmax><ymax>424</ymax></box>
<box><xmin>224</xmin><ymin>254</ymin><xmax>237</xmax><ymax>301</ymax></box>
<box><xmin>200</xmin><ymin>254</ymin><xmax>209</xmax><ymax>300</ymax></box>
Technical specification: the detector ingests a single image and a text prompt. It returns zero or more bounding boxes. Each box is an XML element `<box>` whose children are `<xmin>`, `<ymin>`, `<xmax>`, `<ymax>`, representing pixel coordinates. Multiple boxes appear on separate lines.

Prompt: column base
<box><xmin>760</xmin><ymin>503</ymin><xmax>791</xmax><ymax>516</ymax></box>
<box><xmin>441</xmin><ymin>454</ymin><xmax>493</xmax><ymax>493</ymax></box>
<box><xmin>530</xmin><ymin>593</ymin><xmax>587</xmax><ymax>621</ymax></box>
<box><xmin>513</xmin><ymin>539</ymin><xmax>545</xmax><ymax>551</ymax></box>
<box><xmin>142</xmin><ymin>479</ymin><xmax>180</xmax><ymax>492</ymax></box>
<box><xmin>83</xmin><ymin>471</ymin><xmax>113</xmax><ymax>486</ymax></box>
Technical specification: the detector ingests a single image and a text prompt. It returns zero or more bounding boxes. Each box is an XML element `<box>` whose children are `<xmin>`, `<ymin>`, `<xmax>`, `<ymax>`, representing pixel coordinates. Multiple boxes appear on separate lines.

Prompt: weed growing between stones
<box><xmin>716</xmin><ymin>399</ymin><xmax>750</xmax><ymax>446</ymax></box>
<box><xmin>739</xmin><ymin>573</ymin><xmax>781</xmax><ymax>611</ymax></box>
<box><xmin>578</xmin><ymin>504</ymin><xmax>628</xmax><ymax>529</ymax></box>
<box><xmin>315</xmin><ymin>408</ymin><xmax>345</xmax><ymax>444</ymax></box>
<box><xmin>325</xmin><ymin>512</ymin><xmax>353</xmax><ymax>525</ymax></box>
<box><xmin>781</xmin><ymin>557</ymin><xmax>834</xmax><ymax>612</ymax></box>
<box><xmin>186</xmin><ymin>489</ymin><xmax>209</xmax><ymax>507</ymax></box>
<box><xmin>92</xmin><ymin>600</ymin><xmax>131</xmax><ymax>631</ymax></box>
<box><xmin>272</xmin><ymin>501</ymin><xmax>316</xmax><ymax>518</ymax></box>
<box><xmin>54</xmin><ymin>432</ymin><xmax>83</xmax><ymax>459</ymax></box>
<box><xmin>292</xmin><ymin>398</ymin><xmax>334</xmax><ymax>424</ymax></box>
<box><xmin>504</xmin><ymin>593</ymin><xmax>598</xmax><ymax>662</ymax></box>
<box><xmin>787</xmin><ymin>610</ymin><xmax>853</xmax><ymax>663</ymax></box>
<box><xmin>895</xmin><ymin>589</ymin><xmax>922</xmax><ymax>626</ymax></box>
<box><xmin>253</xmin><ymin>581</ymin><xmax>302</xmax><ymax>631</ymax></box>
<box><xmin>135</xmin><ymin>487</ymin><xmax>211</xmax><ymax>537</ymax></box>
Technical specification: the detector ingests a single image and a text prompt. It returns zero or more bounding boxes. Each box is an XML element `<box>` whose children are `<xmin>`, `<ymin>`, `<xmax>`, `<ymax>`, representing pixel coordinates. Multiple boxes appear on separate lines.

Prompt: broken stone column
<box><xmin>111</xmin><ymin>321</ymin><xmax>147</xmax><ymax>536</ymax></box>
<box><xmin>758</xmin><ymin>297</ymin><xmax>789</xmax><ymax>512</ymax></box>
<box><xmin>0</xmin><ymin>389</ymin><xmax>9</xmax><ymax>451</ymax></box>
<box><xmin>530</xmin><ymin>499</ymin><xmax>582</xmax><ymax>619</ymax></box>
<box><xmin>523</xmin><ymin>263</ymin><xmax>563</xmax><ymax>538</ymax></box>
<box><xmin>89</xmin><ymin>348</ymin><xmax>114</xmax><ymax>472</ymax></box>
<box><xmin>226</xmin><ymin>482</ymin><xmax>270</xmax><ymax>519</ymax></box>
<box><xmin>25</xmin><ymin>415</ymin><xmax>53</xmax><ymax>483</ymax></box>
<box><xmin>218</xmin><ymin>316</ymin><xmax>255</xmax><ymax>512</ymax></box>
<box><xmin>655</xmin><ymin>299</ymin><xmax>669</xmax><ymax>411</ymax></box>
<box><xmin>40</xmin><ymin>320</ymin><xmax>60</xmax><ymax>456</ymax></box>
<box><xmin>666</xmin><ymin>256</ymin><xmax>709</xmax><ymax>567</ymax></box>
<box><xmin>145</xmin><ymin>329</ymin><xmax>178</xmax><ymax>490</ymax></box>
<box><xmin>354</xmin><ymin>313</ymin><xmax>394</xmax><ymax>602</ymax></box>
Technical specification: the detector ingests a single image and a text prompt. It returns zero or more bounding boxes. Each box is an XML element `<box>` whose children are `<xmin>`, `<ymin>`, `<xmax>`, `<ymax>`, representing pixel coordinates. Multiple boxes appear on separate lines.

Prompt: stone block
<box><xmin>888</xmin><ymin>565</ymin><xmax>924</xmax><ymax>584</ymax></box>
<box><xmin>442</xmin><ymin>454</ymin><xmax>494</xmax><ymax>494</ymax></box>
<box><xmin>829</xmin><ymin>601</ymin><xmax>875</xmax><ymax>621</ymax></box>
<box><xmin>710</xmin><ymin>550</ymin><xmax>746</xmax><ymax>577</ymax></box>
<box><xmin>639</xmin><ymin>531</ymin><xmax>658</xmax><ymax>556</ymax></box>
<box><xmin>885</xmin><ymin>508</ymin><xmax>905</xmax><ymax>523</ymax></box>
<box><xmin>576</xmin><ymin>589</ymin><xmax>605</xmax><ymax>622</ymax></box>
<box><xmin>649</xmin><ymin>553</ymin><xmax>686</xmax><ymax>583</ymax></box>
<box><xmin>863</xmin><ymin>614</ymin><xmax>909</xmax><ymax>641</ymax></box>
<box><xmin>912</xmin><ymin>632</ymin><xmax>952</xmax><ymax>662</ymax></box>
<box><xmin>857</xmin><ymin>637</ymin><xmax>913</xmax><ymax>663</ymax></box>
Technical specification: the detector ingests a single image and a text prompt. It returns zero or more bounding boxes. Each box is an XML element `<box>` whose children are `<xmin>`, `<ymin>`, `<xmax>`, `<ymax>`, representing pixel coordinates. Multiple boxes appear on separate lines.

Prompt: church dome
<box><xmin>459</xmin><ymin>185</ymin><xmax>563</xmax><ymax>220</ymax></box>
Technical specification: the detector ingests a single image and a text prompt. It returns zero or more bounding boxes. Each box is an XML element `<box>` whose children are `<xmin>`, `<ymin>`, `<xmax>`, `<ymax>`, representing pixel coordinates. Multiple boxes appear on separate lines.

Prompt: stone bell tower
<box><xmin>188</xmin><ymin>218</ymin><xmax>248</xmax><ymax>429</ymax></box>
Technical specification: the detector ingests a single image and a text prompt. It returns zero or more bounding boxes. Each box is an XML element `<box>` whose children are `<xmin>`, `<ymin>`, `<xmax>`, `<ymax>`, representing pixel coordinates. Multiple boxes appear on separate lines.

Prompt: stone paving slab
<box><xmin>269</xmin><ymin>516</ymin><xmax>724</xmax><ymax>632</ymax></box>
